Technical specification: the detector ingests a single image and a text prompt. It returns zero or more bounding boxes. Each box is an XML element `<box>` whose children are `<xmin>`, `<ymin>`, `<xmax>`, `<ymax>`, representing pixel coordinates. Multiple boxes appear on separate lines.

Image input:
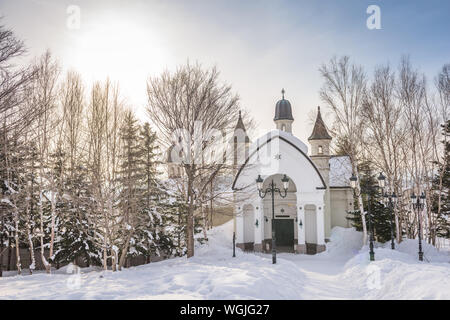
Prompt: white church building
<box><xmin>232</xmin><ymin>90</ymin><xmax>353</xmax><ymax>254</ymax></box>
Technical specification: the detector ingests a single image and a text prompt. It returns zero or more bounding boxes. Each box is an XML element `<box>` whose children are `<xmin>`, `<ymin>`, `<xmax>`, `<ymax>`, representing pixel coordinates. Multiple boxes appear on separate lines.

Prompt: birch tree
<box><xmin>0</xmin><ymin>23</ymin><xmax>37</xmax><ymax>275</ymax></box>
<box><xmin>361</xmin><ymin>64</ymin><xmax>407</xmax><ymax>242</ymax></box>
<box><xmin>32</xmin><ymin>51</ymin><xmax>60</xmax><ymax>273</ymax></box>
<box><xmin>319</xmin><ymin>56</ymin><xmax>369</xmax><ymax>244</ymax></box>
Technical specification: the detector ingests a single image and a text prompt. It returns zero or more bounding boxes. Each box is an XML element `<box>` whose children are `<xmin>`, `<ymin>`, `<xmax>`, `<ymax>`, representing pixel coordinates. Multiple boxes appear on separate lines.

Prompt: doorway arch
<box><xmin>261</xmin><ymin>174</ymin><xmax>297</xmax><ymax>253</ymax></box>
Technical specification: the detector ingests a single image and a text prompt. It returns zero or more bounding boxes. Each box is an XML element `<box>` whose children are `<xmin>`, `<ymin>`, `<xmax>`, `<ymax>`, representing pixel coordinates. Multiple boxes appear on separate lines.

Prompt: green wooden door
<box><xmin>273</xmin><ymin>219</ymin><xmax>294</xmax><ymax>247</ymax></box>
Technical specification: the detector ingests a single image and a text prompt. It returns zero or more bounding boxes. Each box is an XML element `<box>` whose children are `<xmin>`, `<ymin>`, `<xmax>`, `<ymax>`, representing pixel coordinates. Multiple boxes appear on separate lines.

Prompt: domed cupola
<box><xmin>274</xmin><ymin>89</ymin><xmax>294</xmax><ymax>133</ymax></box>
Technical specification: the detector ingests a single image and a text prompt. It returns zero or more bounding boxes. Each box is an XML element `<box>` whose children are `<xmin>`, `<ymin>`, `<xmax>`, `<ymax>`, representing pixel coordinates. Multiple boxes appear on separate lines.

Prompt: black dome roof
<box><xmin>274</xmin><ymin>89</ymin><xmax>294</xmax><ymax>121</ymax></box>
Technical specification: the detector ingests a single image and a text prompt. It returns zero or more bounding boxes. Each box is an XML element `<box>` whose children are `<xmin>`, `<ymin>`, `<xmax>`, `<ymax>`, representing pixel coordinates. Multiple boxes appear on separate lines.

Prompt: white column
<box><xmin>296</xmin><ymin>191</ymin><xmax>306</xmax><ymax>254</ymax></box>
<box><xmin>254</xmin><ymin>199</ymin><xmax>264</xmax><ymax>245</ymax></box>
<box><xmin>297</xmin><ymin>203</ymin><xmax>305</xmax><ymax>245</ymax></box>
<box><xmin>236</xmin><ymin>206</ymin><xmax>244</xmax><ymax>243</ymax></box>
<box><xmin>316</xmin><ymin>202</ymin><xmax>325</xmax><ymax>245</ymax></box>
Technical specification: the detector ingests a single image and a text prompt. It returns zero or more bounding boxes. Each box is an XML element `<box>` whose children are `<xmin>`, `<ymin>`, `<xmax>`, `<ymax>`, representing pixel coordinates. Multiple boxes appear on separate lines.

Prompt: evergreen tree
<box><xmin>347</xmin><ymin>162</ymin><xmax>394</xmax><ymax>243</ymax></box>
<box><xmin>136</xmin><ymin>122</ymin><xmax>168</xmax><ymax>261</ymax></box>
<box><xmin>431</xmin><ymin>120</ymin><xmax>450</xmax><ymax>239</ymax></box>
<box><xmin>162</xmin><ymin>184</ymin><xmax>189</xmax><ymax>257</ymax></box>
<box><xmin>53</xmin><ymin>158</ymin><xmax>101</xmax><ymax>267</ymax></box>
<box><xmin>116</xmin><ymin>111</ymin><xmax>144</xmax><ymax>267</ymax></box>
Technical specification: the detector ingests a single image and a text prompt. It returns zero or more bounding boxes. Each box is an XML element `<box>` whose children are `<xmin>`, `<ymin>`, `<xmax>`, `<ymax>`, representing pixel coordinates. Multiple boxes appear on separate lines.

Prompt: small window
<box><xmin>281</xmin><ymin>124</ymin><xmax>286</xmax><ymax>131</ymax></box>
<box><xmin>318</xmin><ymin>145</ymin><xmax>323</xmax><ymax>154</ymax></box>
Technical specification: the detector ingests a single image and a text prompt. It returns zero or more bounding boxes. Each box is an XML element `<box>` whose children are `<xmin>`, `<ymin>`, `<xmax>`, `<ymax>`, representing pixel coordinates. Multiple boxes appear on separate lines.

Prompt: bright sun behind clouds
<box><xmin>63</xmin><ymin>13</ymin><xmax>171</xmax><ymax>114</ymax></box>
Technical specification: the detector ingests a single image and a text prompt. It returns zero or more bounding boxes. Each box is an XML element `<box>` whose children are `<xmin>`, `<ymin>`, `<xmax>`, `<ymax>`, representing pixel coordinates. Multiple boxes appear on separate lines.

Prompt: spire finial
<box><xmin>281</xmin><ymin>88</ymin><xmax>285</xmax><ymax>99</ymax></box>
<box><xmin>239</xmin><ymin>110</ymin><xmax>242</xmax><ymax>118</ymax></box>
<box><xmin>318</xmin><ymin>106</ymin><xmax>320</xmax><ymax>112</ymax></box>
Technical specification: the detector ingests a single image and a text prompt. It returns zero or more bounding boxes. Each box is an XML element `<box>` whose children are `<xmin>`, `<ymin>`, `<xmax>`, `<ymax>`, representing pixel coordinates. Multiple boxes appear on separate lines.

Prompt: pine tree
<box><xmin>0</xmin><ymin>132</ymin><xmax>25</xmax><ymax>273</ymax></box>
<box><xmin>162</xmin><ymin>185</ymin><xmax>189</xmax><ymax>257</ymax></box>
<box><xmin>431</xmin><ymin>120</ymin><xmax>450</xmax><ymax>239</ymax></box>
<box><xmin>347</xmin><ymin>162</ymin><xmax>394</xmax><ymax>243</ymax></box>
<box><xmin>53</xmin><ymin>158</ymin><xmax>101</xmax><ymax>267</ymax></box>
<box><xmin>115</xmin><ymin>111</ymin><xmax>147</xmax><ymax>268</ymax></box>
<box><xmin>21</xmin><ymin>140</ymin><xmax>41</xmax><ymax>272</ymax></box>
<box><xmin>136</xmin><ymin>122</ymin><xmax>167</xmax><ymax>261</ymax></box>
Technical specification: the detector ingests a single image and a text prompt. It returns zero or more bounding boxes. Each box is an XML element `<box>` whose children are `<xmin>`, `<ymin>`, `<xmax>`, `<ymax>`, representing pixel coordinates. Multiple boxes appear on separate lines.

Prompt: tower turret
<box><xmin>274</xmin><ymin>89</ymin><xmax>294</xmax><ymax>134</ymax></box>
<box><xmin>309</xmin><ymin>106</ymin><xmax>333</xmax><ymax>241</ymax></box>
<box><xmin>308</xmin><ymin>106</ymin><xmax>332</xmax><ymax>156</ymax></box>
<box><xmin>231</xmin><ymin>111</ymin><xmax>250</xmax><ymax>168</ymax></box>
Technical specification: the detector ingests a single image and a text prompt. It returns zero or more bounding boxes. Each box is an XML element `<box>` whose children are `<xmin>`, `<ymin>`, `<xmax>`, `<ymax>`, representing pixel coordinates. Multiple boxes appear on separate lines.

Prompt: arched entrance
<box><xmin>261</xmin><ymin>174</ymin><xmax>297</xmax><ymax>253</ymax></box>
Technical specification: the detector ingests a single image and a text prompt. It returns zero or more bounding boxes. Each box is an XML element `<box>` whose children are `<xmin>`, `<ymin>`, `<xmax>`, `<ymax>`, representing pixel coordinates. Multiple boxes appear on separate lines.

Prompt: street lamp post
<box><xmin>349</xmin><ymin>171</ymin><xmax>385</xmax><ymax>261</ymax></box>
<box><xmin>256</xmin><ymin>174</ymin><xmax>289</xmax><ymax>264</ymax></box>
<box><xmin>232</xmin><ymin>232</ymin><xmax>236</xmax><ymax>257</ymax></box>
<box><xmin>382</xmin><ymin>190</ymin><xmax>397</xmax><ymax>250</ymax></box>
<box><xmin>411</xmin><ymin>192</ymin><xmax>426</xmax><ymax>261</ymax></box>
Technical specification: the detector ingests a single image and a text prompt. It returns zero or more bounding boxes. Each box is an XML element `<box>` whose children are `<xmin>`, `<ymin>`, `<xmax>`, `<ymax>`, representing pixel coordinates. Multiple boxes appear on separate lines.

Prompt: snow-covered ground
<box><xmin>1</xmin><ymin>221</ymin><xmax>449</xmax><ymax>299</ymax></box>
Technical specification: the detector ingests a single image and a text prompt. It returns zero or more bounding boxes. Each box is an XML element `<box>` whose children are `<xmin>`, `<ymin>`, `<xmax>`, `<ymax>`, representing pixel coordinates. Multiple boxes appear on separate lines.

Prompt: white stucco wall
<box><xmin>330</xmin><ymin>188</ymin><xmax>353</xmax><ymax>228</ymax></box>
<box><xmin>233</xmin><ymin>130</ymin><xmax>325</xmax><ymax>194</ymax></box>
<box><xmin>233</xmin><ymin>130</ymin><xmax>327</xmax><ymax>248</ymax></box>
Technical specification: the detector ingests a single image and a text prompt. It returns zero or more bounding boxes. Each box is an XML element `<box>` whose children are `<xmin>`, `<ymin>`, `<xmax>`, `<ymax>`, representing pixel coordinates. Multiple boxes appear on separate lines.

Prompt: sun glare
<box><xmin>63</xmin><ymin>15</ymin><xmax>171</xmax><ymax>111</ymax></box>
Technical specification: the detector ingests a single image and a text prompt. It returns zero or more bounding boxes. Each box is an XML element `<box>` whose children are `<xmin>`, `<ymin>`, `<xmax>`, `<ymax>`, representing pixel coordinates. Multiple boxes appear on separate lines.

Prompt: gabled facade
<box><xmin>232</xmin><ymin>91</ymin><xmax>353</xmax><ymax>254</ymax></box>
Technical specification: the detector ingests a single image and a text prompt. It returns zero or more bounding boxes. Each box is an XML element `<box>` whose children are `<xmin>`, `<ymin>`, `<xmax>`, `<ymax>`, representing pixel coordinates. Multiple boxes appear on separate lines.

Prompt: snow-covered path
<box><xmin>1</xmin><ymin>222</ymin><xmax>449</xmax><ymax>299</ymax></box>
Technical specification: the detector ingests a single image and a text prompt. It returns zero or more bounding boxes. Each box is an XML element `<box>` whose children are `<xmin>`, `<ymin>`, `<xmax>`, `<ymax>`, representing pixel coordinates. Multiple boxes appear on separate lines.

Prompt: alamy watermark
<box><xmin>167</xmin><ymin>122</ymin><xmax>282</xmax><ymax>174</ymax></box>
<box><xmin>367</xmin><ymin>5</ymin><xmax>381</xmax><ymax>30</ymax></box>
<box><xmin>66</xmin><ymin>5</ymin><xmax>81</xmax><ymax>30</ymax></box>
<box><xmin>365</xmin><ymin>264</ymin><xmax>382</xmax><ymax>290</ymax></box>
<box><xmin>65</xmin><ymin>263</ymin><xmax>82</xmax><ymax>289</ymax></box>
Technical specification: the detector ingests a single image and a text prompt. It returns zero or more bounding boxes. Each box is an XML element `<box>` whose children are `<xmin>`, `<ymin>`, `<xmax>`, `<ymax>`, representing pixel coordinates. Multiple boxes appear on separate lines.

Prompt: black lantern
<box><xmin>281</xmin><ymin>174</ymin><xmax>290</xmax><ymax>190</ymax></box>
<box><xmin>392</xmin><ymin>192</ymin><xmax>398</xmax><ymax>206</ymax></box>
<box><xmin>411</xmin><ymin>192</ymin><xmax>417</xmax><ymax>207</ymax></box>
<box><xmin>349</xmin><ymin>174</ymin><xmax>357</xmax><ymax>189</ymax></box>
<box><xmin>377</xmin><ymin>172</ymin><xmax>386</xmax><ymax>188</ymax></box>
<box><xmin>420</xmin><ymin>192</ymin><xmax>426</xmax><ymax>206</ymax></box>
<box><xmin>256</xmin><ymin>175</ymin><xmax>264</xmax><ymax>191</ymax></box>
<box><xmin>411</xmin><ymin>190</ymin><xmax>426</xmax><ymax>261</ymax></box>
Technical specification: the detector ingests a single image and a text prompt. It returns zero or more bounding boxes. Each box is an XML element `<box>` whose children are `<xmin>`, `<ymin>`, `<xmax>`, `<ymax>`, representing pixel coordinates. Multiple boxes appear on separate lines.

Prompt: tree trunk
<box><xmin>394</xmin><ymin>209</ymin><xmax>401</xmax><ymax>243</ymax></box>
<box><xmin>103</xmin><ymin>234</ymin><xmax>108</xmax><ymax>271</ymax></box>
<box><xmin>47</xmin><ymin>191</ymin><xmax>57</xmax><ymax>273</ymax></box>
<box><xmin>0</xmin><ymin>218</ymin><xmax>4</xmax><ymax>277</ymax></box>
<box><xmin>201</xmin><ymin>204</ymin><xmax>208</xmax><ymax>241</ymax></box>
<box><xmin>353</xmin><ymin>166</ymin><xmax>368</xmax><ymax>245</ymax></box>
<box><xmin>209</xmin><ymin>180</ymin><xmax>214</xmax><ymax>229</ymax></box>
<box><xmin>38</xmin><ymin>192</ymin><xmax>50</xmax><ymax>273</ymax></box>
<box><xmin>25</xmin><ymin>184</ymin><xmax>36</xmax><ymax>274</ymax></box>
<box><xmin>186</xmin><ymin>174</ymin><xmax>195</xmax><ymax>258</ymax></box>
<box><xmin>118</xmin><ymin>233</ymin><xmax>132</xmax><ymax>270</ymax></box>
<box><xmin>186</xmin><ymin>207</ymin><xmax>194</xmax><ymax>258</ymax></box>
<box><xmin>14</xmin><ymin>209</ymin><xmax>21</xmax><ymax>275</ymax></box>
<box><xmin>26</xmin><ymin>222</ymin><xmax>35</xmax><ymax>274</ymax></box>
<box><xmin>7</xmin><ymin>237</ymin><xmax>12</xmax><ymax>271</ymax></box>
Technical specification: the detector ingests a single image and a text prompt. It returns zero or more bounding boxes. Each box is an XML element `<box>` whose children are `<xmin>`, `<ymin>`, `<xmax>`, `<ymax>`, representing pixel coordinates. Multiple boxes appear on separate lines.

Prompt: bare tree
<box><xmin>319</xmin><ymin>56</ymin><xmax>369</xmax><ymax>244</ymax></box>
<box><xmin>0</xmin><ymin>24</ymin><xmax>38</xmax><ymax>137</ymax></box>
<box><xmin>428</xmin><ymin>64</ymin><xmax>450</xmax><ymax>245</ymax></box>
<box><xmin>0</xmin><ymin>24</ymin><xmax>38</xmax><ymax>275</ymax></box>
<box><xmin>30</xmin><ymin>51</ymin><xmax>60</xmax><ymax>273</ymax></box>
<box><xmin>147</xmin><ymin>62</ymin><xmax>240</xmax><ymax>257</ymax></box>
<box><xmin>86</xmin><ymin>80</ymin><xmax>124</xmax><ymax>270</ymax></box>
<box><xmin>361</xmin><ymin>64</ymin><xmax>407</xmax><ymax>242</ymax></box>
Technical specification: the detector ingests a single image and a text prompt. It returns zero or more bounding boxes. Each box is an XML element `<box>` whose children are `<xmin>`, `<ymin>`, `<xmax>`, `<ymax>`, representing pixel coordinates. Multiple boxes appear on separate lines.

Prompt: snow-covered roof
<box><xmin>253</xmin><ymin>129</ymin><xmax>308</xmax><ymax>154</ymax></box>
<box><xmin>329</xmin><ymin>156</ymin><xmax>352</xmax><ymax>188</ymax></box>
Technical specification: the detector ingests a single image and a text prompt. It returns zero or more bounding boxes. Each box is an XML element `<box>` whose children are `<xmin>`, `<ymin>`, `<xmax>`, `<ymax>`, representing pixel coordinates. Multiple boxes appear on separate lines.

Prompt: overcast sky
<box><xmin>1</xmin><ymin>0</ymin><xmax>449</xmax><ymax>142</ymax></box>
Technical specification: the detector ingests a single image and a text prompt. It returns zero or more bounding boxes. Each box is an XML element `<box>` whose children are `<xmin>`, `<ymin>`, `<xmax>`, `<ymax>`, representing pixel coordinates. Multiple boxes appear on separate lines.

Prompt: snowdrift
<box><xmin>0</xmin><ymin>222</ymin><xmax>449</xmax><ymax>299</ymax></box>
